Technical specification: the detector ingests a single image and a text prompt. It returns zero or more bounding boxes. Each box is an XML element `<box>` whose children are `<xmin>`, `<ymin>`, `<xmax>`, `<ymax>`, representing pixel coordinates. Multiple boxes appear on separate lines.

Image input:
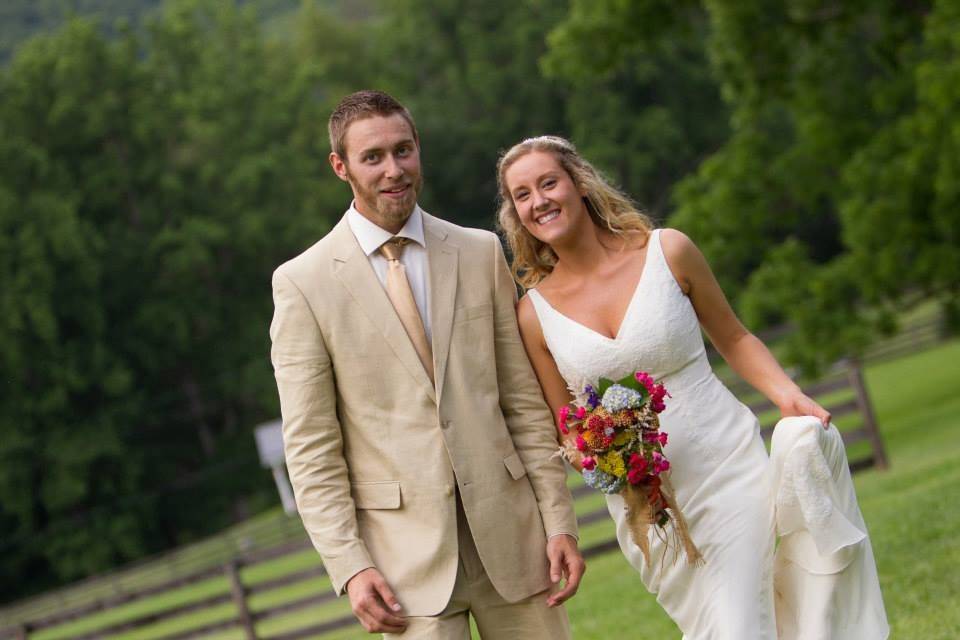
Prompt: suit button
<box><xmin>445</xmin><ymin>484</ymin><xmax>454</xmax><ymax>497</ymax></box>
<box><xmin>441</xmin><ymin>420</ymin><xmax>452</xmax><ymax>430</ymax></box>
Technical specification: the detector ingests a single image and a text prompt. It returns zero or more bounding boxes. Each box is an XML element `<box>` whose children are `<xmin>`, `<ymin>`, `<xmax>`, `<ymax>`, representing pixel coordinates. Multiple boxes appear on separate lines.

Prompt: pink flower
<box><xmin>575</xmin><ymin>406</ymin><xmax>587</xmax><ymax>419</ymax></box>
<box><xmin>651</xmin><ymin>399</ymin><xmax>666</xmax><ymax>413</ymax></box>
<box><xmin>649</xmin><ymin>451</ymin><xmax>670</xmax><ymax>474</ymax></box>
<box><xmin>581</xmin><ymin>456</ymin><xmax>596</xmax><ymax>471</ymax></box>
<box><xmin>576</xmin><ymin>435</ymin><xmax>588</xmax><ymax>452</ymax></box>
<box><xmin>557</xmin><ymin>406</ymin><xmax>569</xmax><ymax>434</ymax></box>
<box><xmin>629</xmin><ymin>453</ymin><xmax>647</xmax><ymax>470</ymax></box>
<box><xmin>627</xmin><ymin>468</ymin><xmax>645</xmax><ymax>485</ymax></box>
<box><xmin>658</xmin><ymin>432</ymin><xmax>669</xmax><ymax>446</ymax></box>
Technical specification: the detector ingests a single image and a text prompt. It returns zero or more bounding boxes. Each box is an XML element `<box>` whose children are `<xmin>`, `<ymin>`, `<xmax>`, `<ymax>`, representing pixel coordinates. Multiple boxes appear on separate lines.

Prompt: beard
<box><xmin>348</xmin><ymin>171</ymin><xmax>423</xmax><ymax>228</ymax></box>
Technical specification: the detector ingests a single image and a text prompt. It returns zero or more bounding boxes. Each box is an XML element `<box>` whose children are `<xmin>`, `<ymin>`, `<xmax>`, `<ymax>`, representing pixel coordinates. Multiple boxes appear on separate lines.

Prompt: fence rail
<box><xmin>2</xmin><ymin>309</ymin><xmax>950</xmax><ymax>639</ymax></box>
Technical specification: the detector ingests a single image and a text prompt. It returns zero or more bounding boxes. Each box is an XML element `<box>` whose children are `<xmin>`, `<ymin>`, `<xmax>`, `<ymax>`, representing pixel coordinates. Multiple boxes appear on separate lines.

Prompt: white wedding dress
<box><xmin>527</xmin><ymin>229</ymin><xmax>888</xmax><ymax>639</ymax></box>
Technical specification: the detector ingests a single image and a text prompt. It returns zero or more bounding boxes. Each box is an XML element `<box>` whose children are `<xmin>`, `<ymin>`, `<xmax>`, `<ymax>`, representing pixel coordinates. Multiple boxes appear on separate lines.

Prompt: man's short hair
<box><xmin>328</xmin><ymin>90</ymin><xmax>418</xmax><ymax>160</ymax></box>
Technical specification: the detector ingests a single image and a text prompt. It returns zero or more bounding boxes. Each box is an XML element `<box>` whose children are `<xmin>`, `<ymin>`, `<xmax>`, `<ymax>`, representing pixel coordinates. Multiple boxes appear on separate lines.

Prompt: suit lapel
<box><xmin>331</xmin><ymin>218</ymin><xmax>436</xmax><ymax>403</ymax></box>
<box><xmin>423</xmin><ymin>213</ymin><xmax>458</xmax><ymax>403</ymax></box>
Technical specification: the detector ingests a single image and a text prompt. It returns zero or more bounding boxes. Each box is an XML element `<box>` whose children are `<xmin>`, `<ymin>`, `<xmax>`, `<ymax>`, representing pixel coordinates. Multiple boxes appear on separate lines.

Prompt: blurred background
<box><xmin>0</xmin><ymin>0</ymin><xmax>957</xmax><ymax>638</ymax></box>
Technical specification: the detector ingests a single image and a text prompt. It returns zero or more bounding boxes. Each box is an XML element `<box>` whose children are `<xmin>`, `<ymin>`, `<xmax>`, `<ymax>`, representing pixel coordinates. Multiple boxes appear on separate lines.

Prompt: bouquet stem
<box><xmin>624</xmin><ymin>475</ymin><xmax>704</xmax><ymax>568</ymax></box>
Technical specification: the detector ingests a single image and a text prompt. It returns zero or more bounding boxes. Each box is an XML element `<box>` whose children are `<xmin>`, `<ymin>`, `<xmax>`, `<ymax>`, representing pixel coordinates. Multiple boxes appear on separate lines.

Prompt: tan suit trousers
<box><xmin>385</xmin><ymin>498</ymin><xmax>572</xmax><ymax>640</ymax></box>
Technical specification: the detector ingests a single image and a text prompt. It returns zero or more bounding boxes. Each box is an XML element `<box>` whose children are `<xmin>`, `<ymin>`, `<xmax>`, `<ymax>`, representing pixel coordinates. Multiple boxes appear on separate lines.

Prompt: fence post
<box><xmin>846</xmin><ymin>358</ymin><xmax>889</xmax><ymax>470</ymax></box>
<box><xmin>225</xmin><ymin>560</ymin><xmax>257</xmax><ymax>640</ymax></box>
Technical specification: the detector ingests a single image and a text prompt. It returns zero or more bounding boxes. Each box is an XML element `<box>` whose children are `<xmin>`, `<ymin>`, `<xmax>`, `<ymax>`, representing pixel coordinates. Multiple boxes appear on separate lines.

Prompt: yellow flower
<box><xmin>613</xmin><ymin>431</ymin><xmax>631</xmax><ymax>446</ymax></box>
<box><xmin>598</xmin><ymin>450</ymin><xmax>626</xmax><ymax>478</ymax></box>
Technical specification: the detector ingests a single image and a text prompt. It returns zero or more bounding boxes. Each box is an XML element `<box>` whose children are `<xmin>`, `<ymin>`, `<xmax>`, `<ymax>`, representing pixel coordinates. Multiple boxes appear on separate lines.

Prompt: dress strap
<box><xmin>647</xmin><ymin>228</ymin><xmax>665</xmax><ymax>273</ymax></box>
<box><xmin>525</xmin><ymin>288</ymin><xmax>550</xmax><ymax>324</ymax></box>
<box><xmin>644</xmin><ymin>228</ymin><xmax>687</xmax><ymax>294</ymax></box>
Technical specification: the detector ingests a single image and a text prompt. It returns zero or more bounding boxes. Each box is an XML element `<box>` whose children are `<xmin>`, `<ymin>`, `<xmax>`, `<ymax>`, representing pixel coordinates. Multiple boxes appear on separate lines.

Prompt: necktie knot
<box><xmin>380</xmin><ymin>237</ymin><xmax>409</xmax><ymax>262</ymax></box>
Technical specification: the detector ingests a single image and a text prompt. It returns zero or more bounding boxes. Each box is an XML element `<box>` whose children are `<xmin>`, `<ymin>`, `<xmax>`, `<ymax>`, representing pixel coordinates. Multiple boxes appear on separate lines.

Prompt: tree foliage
<box><xmin>542</xmin><ymin>0</ymin><xmax>727</xmax><ymax>219</ymax></box>
<box><xmin>0</xmin><ymin>0</ymin><xmax>359</xmax><ymax>598</ymax></box>
<box><xmin>547</xmin><ymin>0</ymin><xmax>958</xmax><ymax>373</ymax></box>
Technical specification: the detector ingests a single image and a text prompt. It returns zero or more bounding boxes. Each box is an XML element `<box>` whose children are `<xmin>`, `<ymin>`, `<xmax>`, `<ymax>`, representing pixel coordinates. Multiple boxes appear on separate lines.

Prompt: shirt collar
<box><xmin>347</xmin><ymin>202</ymin><xmax>426</xmax><ymax>257</ymax></box>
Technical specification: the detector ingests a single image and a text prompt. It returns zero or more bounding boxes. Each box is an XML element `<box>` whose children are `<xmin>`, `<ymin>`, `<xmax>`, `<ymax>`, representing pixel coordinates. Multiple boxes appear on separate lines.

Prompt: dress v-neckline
<box><xmin>533</xmin><ymin>236</ymin><xmax>656</xmax><ymax>343</ymax></box>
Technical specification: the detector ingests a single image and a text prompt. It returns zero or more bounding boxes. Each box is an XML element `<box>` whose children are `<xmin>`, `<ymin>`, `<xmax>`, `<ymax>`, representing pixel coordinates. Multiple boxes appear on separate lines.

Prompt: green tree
<box><xmin>371</xmin><ymin>0</ymin><xmax>571</xmax><ymax>229</ymax></box>
<box><xmin>543</xmin><ymin>0</ymin><xmax>728</xmax><ymax>219</ymax></box>
<box><xmin>0</xmin><ymin>0</ymin><xmax>367</xmax><ymax>598</ymax></box>
<box><xmin>546</xmin><ymin>0</ymin><xmax>957</xmax><ymax>373</ymax></box>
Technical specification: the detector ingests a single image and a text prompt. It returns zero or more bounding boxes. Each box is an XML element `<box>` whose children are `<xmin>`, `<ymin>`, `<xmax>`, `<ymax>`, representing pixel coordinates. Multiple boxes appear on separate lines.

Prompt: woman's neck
<box><xmin>551</xmin><ymin>226</ymin><xmax>630</xmax><ymax>279</ymax></box>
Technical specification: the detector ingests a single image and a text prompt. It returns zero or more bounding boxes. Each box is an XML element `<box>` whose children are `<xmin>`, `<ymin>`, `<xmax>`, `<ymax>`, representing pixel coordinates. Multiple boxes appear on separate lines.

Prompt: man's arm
<box><xmin>488</xmin><ymin>236</ymin><xmax>584</xmax><ymax>605</ymax></box>
<box><xmin>488</xmin><ymin>236</ymin><xmax>578</xmax><ymax>538</ymax></box>
<box><xmin>270</xmin><ymin>269</ymin><xmax>373</xmax><ymax>593</ymax></box>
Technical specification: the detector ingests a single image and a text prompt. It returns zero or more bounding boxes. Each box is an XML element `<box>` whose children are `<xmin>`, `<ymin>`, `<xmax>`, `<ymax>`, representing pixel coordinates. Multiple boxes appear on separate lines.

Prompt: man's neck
<box><xmin>353</xmin><ymin>204</ymin><xmax>411</xmax><ymax>235</ymax></box>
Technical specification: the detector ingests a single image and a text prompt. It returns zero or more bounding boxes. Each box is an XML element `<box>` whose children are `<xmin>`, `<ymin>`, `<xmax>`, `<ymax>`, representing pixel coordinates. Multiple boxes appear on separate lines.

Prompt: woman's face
<box><xmin>504</xmin><ymin>150</ymin><xmax>590</xmax><ymax>246</ymax></box>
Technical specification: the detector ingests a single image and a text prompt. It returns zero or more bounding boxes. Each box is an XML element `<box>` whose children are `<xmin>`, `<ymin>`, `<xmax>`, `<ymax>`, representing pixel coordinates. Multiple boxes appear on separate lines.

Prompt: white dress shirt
<box><xmin>346</xmin><ymin>203</ymin><xmax>432</xmax><ymax>340</ymax></box>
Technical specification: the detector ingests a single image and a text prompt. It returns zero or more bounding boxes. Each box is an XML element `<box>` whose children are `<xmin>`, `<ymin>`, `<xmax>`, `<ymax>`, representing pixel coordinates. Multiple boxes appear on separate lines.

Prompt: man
<box><xmin>269</xmin><ymin>90</ymin><xmax>583</xmax><ymax>638</ymax></box>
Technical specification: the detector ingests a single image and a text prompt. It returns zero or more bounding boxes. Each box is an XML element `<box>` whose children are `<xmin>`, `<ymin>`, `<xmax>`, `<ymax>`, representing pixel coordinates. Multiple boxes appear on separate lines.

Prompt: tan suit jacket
<box><xmin>269</xmin><ymin>212</ymin><xmax>577</xmax><ymax>616</ymax></box>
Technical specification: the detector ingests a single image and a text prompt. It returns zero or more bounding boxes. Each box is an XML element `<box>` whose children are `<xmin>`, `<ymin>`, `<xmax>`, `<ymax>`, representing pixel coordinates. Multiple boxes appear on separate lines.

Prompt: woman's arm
<box><xmin>660</xmin><ymin>229</ymin><xmax>831</xmax><ymax>426</ymax></box>
<box><xmin>516</xmin><ymin>295</ymin><xmax>584</xmax><ymax>466</ymax></box>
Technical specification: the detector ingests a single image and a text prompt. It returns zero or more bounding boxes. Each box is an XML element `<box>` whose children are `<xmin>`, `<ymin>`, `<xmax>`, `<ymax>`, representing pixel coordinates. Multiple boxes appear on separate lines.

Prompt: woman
<box><xmin>497</xmin><ymin>135</ymin><xmax>888</xmax><ymax>639</ymax></box>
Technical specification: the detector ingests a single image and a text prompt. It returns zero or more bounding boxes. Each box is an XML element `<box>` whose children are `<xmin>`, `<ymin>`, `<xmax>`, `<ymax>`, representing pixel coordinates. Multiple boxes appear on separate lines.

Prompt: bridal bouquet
<box><xmin>559</xmin><ymin>371</ymin><xmax>702</xmax><ymax>567</ymax></box>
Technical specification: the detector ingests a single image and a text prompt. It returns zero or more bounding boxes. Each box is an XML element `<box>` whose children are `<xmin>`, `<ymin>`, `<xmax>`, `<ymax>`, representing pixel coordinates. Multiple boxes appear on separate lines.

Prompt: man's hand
<box><xmin>545</xmin><ymin>534</ymin><xmax>585</xmax><ymax>607</ymax></box>
<box><xmin>345</xmin><ymin>568</ymin><xmax>408</xmax><ymax>633</ymax></box>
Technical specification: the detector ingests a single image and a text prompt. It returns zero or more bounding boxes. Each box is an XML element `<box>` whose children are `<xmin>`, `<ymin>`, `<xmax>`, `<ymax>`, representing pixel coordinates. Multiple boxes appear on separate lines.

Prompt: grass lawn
<box><xmin>11</xmin><ymin>340</ymin><xmax>960</xmax><ymax>639</ymax></box>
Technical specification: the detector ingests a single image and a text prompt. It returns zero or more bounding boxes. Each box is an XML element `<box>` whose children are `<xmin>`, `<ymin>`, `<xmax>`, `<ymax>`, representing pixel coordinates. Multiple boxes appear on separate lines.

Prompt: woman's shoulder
<box><xmin>516</xmin><ymin>290</ymin><xmax>546</xmax><ymax>344</ymax></box>
<box><xmin>654</xmin><ymin>228</ymin><xmax>703</xmax><ymax>294</ymax></box>
<box><xmin>655</xmin><ymin>227</ymin><xmax>695</xmax><ymax>252</ymax></box>
<box><xmin>656</xmin><ymin>227</ymin><xmax>703</xmax><ymax>265</ymax></box>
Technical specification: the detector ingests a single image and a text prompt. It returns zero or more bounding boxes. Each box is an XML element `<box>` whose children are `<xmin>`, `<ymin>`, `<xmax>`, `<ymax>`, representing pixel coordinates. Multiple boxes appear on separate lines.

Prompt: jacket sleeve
<box><xmin>270</xmin><ymin>269</ymin><xmax>374</xmax><ymax>594</ymax></box>
<box><xmin>488</xmin><ymin>236</ymin><xmax>579</xmax><ymax>539</ymax></box>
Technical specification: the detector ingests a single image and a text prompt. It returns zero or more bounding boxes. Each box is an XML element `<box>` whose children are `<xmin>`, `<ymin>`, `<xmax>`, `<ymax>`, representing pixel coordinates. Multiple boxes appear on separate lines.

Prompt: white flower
<box><xmin>601</xmin><ymin>384</ymin><xmax>643</xmax><ymax>413</ymax></box>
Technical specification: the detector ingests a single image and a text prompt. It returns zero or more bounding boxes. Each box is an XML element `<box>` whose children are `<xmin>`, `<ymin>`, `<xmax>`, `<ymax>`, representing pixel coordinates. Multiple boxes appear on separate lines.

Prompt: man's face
<box><xmin>329</xmin><ymin>113</ymin><xmax>422</xmax><ymax>233</ymax></box>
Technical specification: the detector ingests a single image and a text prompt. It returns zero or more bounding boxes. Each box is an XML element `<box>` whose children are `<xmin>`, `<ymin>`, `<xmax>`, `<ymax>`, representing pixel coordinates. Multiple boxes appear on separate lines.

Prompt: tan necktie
<box><xmin>379</xmin><ymin>238</ymin><xmax>434</xmax><ymax>383</ymax></box>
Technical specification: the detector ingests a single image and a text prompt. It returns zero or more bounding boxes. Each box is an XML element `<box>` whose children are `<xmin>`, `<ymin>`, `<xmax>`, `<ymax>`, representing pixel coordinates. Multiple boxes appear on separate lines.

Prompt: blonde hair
<box><xmin>496</xmin><ymin>135</ymin><xmax>654</xmax><ymax>289</ymax></box>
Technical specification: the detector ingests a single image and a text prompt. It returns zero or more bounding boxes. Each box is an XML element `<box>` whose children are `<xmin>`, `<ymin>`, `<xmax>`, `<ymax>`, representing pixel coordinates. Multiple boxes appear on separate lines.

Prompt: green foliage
<box><xmin>538</xmin><ymin>0</ymin><xmax>959</xmax><ymax>377</ymax></box>
<box><xmin>738</xmin><ymin>240</ymin><xmax>883</xmax><ymax>373</ymax></box>
<box><xmin>0</xmin><ymin>1</ymin><xmax>162</xmax><ymax>63</ymax></box>
<box><xmin>669</xmin><ymin>1</ymin><xmax>957</xmax><ymax>372</ymax></box>
<box><xmin>839</xmin><ymin>0</ymin><xmax>960</xmax><ymax>305</ymax></box>
<box><xmin>543</xmin><ymin>0</ymin><xmax>727</xmax><ymax>218</ymax></box>
<box><xmin>370</xmin><ymin>0</ymin><xmax>571</xmax><ymax>229</ymax></box>
<box><xmin>0</xmin><ymin>0</ymin><xmax>358</xmax><ymax>598</ymax></box>
<box><xmin>673</xmin><ymin>1</ymin><xmax>926</xmax><ymax>284</ymax></box>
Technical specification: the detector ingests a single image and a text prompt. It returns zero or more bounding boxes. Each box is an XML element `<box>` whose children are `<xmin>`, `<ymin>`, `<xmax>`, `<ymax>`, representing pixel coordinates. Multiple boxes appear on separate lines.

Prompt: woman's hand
<box><xmin>778</xmin><ymin>391</ymin><xmax>831</xmax><ymax>428</ymax></box>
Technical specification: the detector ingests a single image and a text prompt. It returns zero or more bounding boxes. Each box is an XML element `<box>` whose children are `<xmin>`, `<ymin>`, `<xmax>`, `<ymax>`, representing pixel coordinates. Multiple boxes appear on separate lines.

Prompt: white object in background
<box><xmin>254</xmin><ymin>419</ymin><xmax>297</xmax><ymax>515</ymax></box>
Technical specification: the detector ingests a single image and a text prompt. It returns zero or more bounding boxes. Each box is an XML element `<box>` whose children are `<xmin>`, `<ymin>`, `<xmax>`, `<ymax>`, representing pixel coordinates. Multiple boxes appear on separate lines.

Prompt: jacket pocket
<box><xmin>352</xmin><ymin>481</ymin><xmax>401</xmax><ymax>509</ymax></box>
<box><xmin>503</xmin><ymin>453</ymin><xmax>527</xmax><ymax>480</ymax></box>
